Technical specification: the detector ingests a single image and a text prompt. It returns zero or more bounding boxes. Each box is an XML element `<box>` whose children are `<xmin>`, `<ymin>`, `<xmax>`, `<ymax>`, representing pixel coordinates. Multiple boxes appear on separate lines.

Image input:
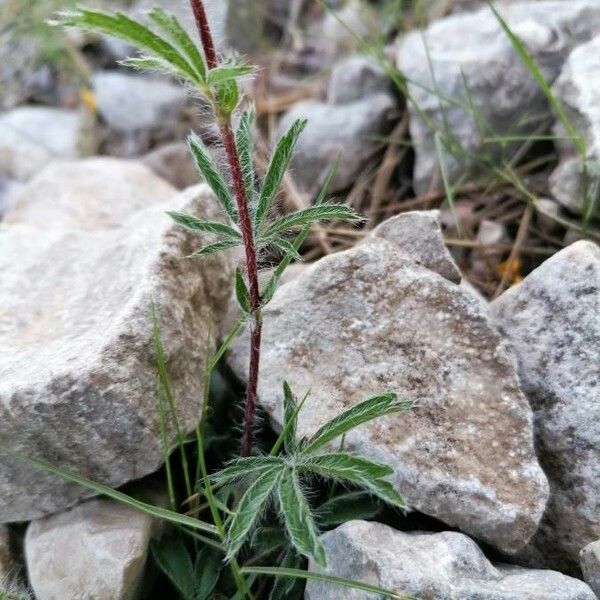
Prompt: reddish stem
<box><xmin>190</xmin><ymin>0</ymin><xmax>262</xmax><ymax>456</ymax></box>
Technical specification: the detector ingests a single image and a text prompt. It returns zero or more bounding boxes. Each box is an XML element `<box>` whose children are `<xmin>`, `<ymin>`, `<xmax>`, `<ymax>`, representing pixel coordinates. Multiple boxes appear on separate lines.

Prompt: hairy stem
<box><xmin>190</xmin><ymin>0</ymin><xmax>262</xmax><ymax>457</ymax></box>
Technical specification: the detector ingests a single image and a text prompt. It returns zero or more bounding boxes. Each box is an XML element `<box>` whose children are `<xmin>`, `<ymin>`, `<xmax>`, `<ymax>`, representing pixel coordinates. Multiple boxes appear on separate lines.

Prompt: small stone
<box><xmin>25</xmin><ymin>499</ymin><xmax>155</xmax><ymax>600</ymax></box>
<box><xmin>4</xmin><ymin>158</ymin><xmax>176</xmax><ymax>230</ymax></box>
<box><xmin>228</xmin><ymin>212</ymin><xmax>548</xmax><ymax>553</ymax></box>
<box><xmin>0</xmin><ymin>107</ymin><xmax>81</xmax><ymax>181</ymax></box>
<box><xmin>491</xmin><ymin>241</ymin><xmax>600</xmax><ymax>572</ymax></box>
<box><xmin>472</xmin><ymin>219</ymin><xmax>508</xmax><ymax>278</ymax></box>
<box><xmin>0</xmin><ymin>184</ymin><xmax>234</xmax><ymax>521</ymax></box>
<box><xmin>549</xmin><ymin>156</ymin><xmax>588</xmax><ymax>215</ymax></box>
<box><xmin>143</xmin><ymin>142</ymin><xmax>199</xmax><ymax>190</ymax></box>
<box><xmin>581</xmin><ymin>541</ymin><xmax>600</xmax><ymax>597</ymax></box>
<box><xmin>535</xmin><ymin>197</ymin><xmax>563</xmax><ymax>236</ymax></box>
<box><xmin>276</xmin><ymin>93</ymin><xmax>396</xmax><ymax>194</ymax></box>
<box><xmin>328</xmin><ymin>55</ymin><xmax>391</xmax><ymax>105</ymax></box>
<box><xmin>306</xmin><ymin>521</ymin><xmax>596</xmax><ymax>600</ymax></box>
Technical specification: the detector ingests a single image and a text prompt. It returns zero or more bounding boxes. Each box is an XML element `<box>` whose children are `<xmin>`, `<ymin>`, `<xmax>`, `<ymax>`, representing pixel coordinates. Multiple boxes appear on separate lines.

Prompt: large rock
<box><xmin>327</xmin><ymin>55</ymin><xmax>391</xmax><ymax>105</ymax></box>
<box><xmin>397</xmin><ymin>1</ymin><xmax>600</xmax><ymax>195</ymax></box>
<box><xmin>4</xmin><ymin>158</ymin><xmax>176</xmax><ymax>230</ymax></box>
<box><xmin>581</xmin><ymin>541</ymin><xmax>600</xmax><ymax>597</ymax></box>
<box><xmin>306</xmin><ymin>521</ymin><xmax>596</xmax><ymax>600</ymax></box>
<box><xmin>276</xmin><ymin>93</ymin><xmax>396</xmax><ymax>195</ymax></box>
<box><xmin>0</xmin><ymin>107</ymin><xmax>81</xmax><ymax>181</ymax></box>
<box><xmin>26</xmin><ymin>499</ymin><xmax>156</xmax><ymax>600</ymax></box>
<box><xmin>549</xmin><ymin>35</ymin><xmax>600</xmax><ymax>216</ymax></box>
<box><xmin>0</xmin><ymin>184</ymin><xmax>233</xmax><ymax>521</ymax></box>
<box><xmin>228</xmin><ymin>211</ymin><xmax>548</xmax><ymax>553</ymax></box>
<box><xmin>491</xmin><ymin>241</ymin><xmax>600</xmax><ymax>572</ymax></box>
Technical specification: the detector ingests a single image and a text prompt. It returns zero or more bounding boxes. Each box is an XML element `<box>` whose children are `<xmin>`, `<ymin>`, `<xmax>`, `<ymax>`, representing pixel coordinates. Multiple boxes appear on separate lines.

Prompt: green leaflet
<box><xmin>235</xmin><ymin>268</ymin><xmax>251</xmax><ymax>313</ymax></box>
<box><xmin>188</xmin><ymin>238</ymin><xmax>241</xmax><ymax>257</ymax></box>
<box><xmin>235</xmin><ymin>109</ymin><xmax>256</xmax><ymax>207</ymax></box>
<box><xmin>278</xmin><ymin>468</ymin><xmax>327</xmax><ymax>567</ymax></box>
<box><xmin>151</xmin><ymin>537</ymin><xmax>196</xmax><ymax>600</ymax></box>
<box><xmin>212</xmin><ymin>456</ymin><xmax>284</xmax><ymax>486</ymax></box>
<box><xmin>167</xmin><ymin>211</ymin><xmax>241</xmax><ymax>239</ymax></box>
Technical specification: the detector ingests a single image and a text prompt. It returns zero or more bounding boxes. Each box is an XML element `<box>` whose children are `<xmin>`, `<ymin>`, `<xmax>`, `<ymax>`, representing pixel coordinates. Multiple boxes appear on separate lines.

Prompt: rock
<box><xmin>397</xmin><ymin>1</ymin><xmax>600</xmax><ymax>195</ymax></box>
<box><xmin>0</xmin><ymin>176</ymin><xmax>22</xmax><ymax>221</ymax></box>
<box><xmin>306</xmin><ymin>521</ymin><xmax>597</xmax><ymax>600</ymax></box>
<box><xmin>92</xmin><ymin>71</ymin><xmax>186</xmax><ymax>156</ymax></box>
<box><xmin>0</xmin><ymin>107</ymin><xmax>81</xmax><ymax>181</ymax></box>
<box><xmin>549</xmin><ymin>35</ymin><xmax>600</xmax><ymax>216</ymax></box>
<box><xmin>0</xmin><ymin>525</ymin><xmax>10</xmax><ymax>580</ymax></box>
<box><xmin>143</xmin><ymin>142</ymin><xmax>199</xmax><ymax>190</ymax></box>
<box><xmin>490</xmin><ymin>241</ymin><xmax>600</xmax><ymax>572</ymax></box>
<box><xmin>581</xmin><ymin>541</ymin><xmax>600</xmax><ymax>597</ymax></box>
<box><xmin>535</xmin><ymin>198</ymin><xmax>563</xmax><ymax>236</ymax></box>
<box><xmin>4</xmin><ymin>158</ymin><xmax>176</xmax><ymax>230</ymax></box>
<box><xmin>228</xmin><ymin>211</ymin><xmax>548</xmax><ymax>553</ymax></box>
<box><xmin>0</xmin><ymin>184</ymin><xmax>234</xmax><ymax>521</ymax></box>
<box><xmin>25</xmin><ymin>499</ymin><xmax>155</xmax><ymax>600</ymax></box>
<box><xmin>276</xmin><ymin>93</ymin><xmax>396</xmax><ymax>194</ymax></box>
<box><xmin>328</xmin><ymin>55</ymin><xmax>391</xmax><ymax>105</ymax></box>
<box><xmin>472</xmin><ymin>219</ymin><xmax>509</xmax><ymax>278</ymax></box>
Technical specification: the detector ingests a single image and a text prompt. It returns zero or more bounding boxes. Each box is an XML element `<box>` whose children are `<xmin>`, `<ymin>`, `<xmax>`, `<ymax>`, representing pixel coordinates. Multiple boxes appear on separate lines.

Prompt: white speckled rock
<box><xmin>491</xmin><ymin>241</ymin><xmax>600</xmax><ymax>572</ymax></box>
<box><xmin>397</xmin><ymin>1</ymin><xmax>600</xmax><ymax>194</ymax></box>
<box><xmin>581</xmin><ymin>541</ymin><xmax>600</xmax><ymax>597</ymax></box>
<box><xmin>0</xmin><ymin>106</ymin><xmax>80</xmax><ymax>181</ymax></box>
<box><xmin>305</xmin><ymin>521</ymin><xmax>596</xmax><ymax>600</ymax></box>
<box><xmin>0</xmin><ymin>184</ymin><xmax>233</xmax><ymax>522</ymax></box>
<box><xmin>4</xmin><ymin>158</ymin><xmax>176</xmax><ymax>230</ymax></box>
<box><xmin>26</xmin><ymin>499</ymin><xmax>155</xmax><ymax>600</ymax></box>
<box><xmin>228</xmin><ymin>211</ymin><xmax>548</xmax><ymax>553</ymax></box>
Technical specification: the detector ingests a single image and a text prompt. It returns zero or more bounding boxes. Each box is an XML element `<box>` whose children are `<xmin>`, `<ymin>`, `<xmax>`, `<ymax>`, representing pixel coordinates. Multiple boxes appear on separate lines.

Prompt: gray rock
<box><xmin>534</xmin><ymin>198</ymin><xmax>563</xmax><ymax>236</ymax></box>
<box><xmin>26</xmin><ymin>499</ymin><xmax>155</xmax><ymax>600</ymax></box>
<box><xmin>491</xmin><ymin>241</ymin><xmax>600</xmax><ymax>572</ymax></box>
<box><xmin>0</xmin><ymin>176</ymin><xmax>22</xmax><ymax>222</ymax></box>
<box><xmin>4</xmin><ymin>158</ymin><xmax>176</xmax><ymax>230</ymax></box>
<box><xmin>143</xmin><ymin>142</ymin><xmax>199</xmax><ymax>190</ymax></box>
<box><xmin>0</xmin><ymin>107</ymin><xmax>81</xmax><ymax>181</ymax></box>
<box><xmin>276</xmin><ymin>93</ymin><xmax>396</xmax><ymax>194</ymax></box>
<box><xmin>397</xmin><ymin>1</ymin><xmax>600</xmax><ymax>195</ymax></box>
<box><xmin>228</xmin><ymin>212</ymin><xmax>548</xmax><ymax>554</ymax></box>
<box><xmin>0</xmin><ymin>184</ymin><xmax>234</xmax><ymax>522</ymax></box>
<box><xmin>328</xmin><ymin>55</ymin><xmax>391</xmax><ymax>105</ymax></box>
<box><xmin>581</xmin><ymin>541</ymin><xmax>600</xmax><ymax>597</ymax></box>
<box><xmin>306</xmin><ymin>521</ymin><xmax>596</xmax><ymax>600</ymax></box>
<box><xmin>0</xmin><ymin>525</ymin><xmax>10</xmax><ymax>580</ymax></box>
<box><xmin>549</xmin><ymin>35</ymin><xmax>600</xmax><ymax>216</ymax></box>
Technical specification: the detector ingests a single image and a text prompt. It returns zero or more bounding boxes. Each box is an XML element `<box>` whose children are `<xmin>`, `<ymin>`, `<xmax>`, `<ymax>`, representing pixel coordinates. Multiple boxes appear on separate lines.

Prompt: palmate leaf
<box><xmin>167</xmin><ymin>211</ymin><xmax>241</xmax><ymax>239</ymax></box>
<box><xmin>235</xmin><ymin>109</ymin><xmax>256</xmax><ymax>206</ymax></box>
<box><xmin>53</xmin><ymin>8</ymin><xmax>200</xmax><ymax>83</ymax></box>
<box><xmin>304</xmin><ymin>393</ymin><xmax>412</xmax><ymax>454</ymax></box>
<box><xmin>254</xmin><ymin>119</ymin><xmax>307</xmax><ymax>230</ymax></box>
<box><xmin>188</xmin><ymin>134</ymin><xmax>237</xmax><ymax>223</ymax></box>
<box><xmin>278</xmin><ymin>468</ymin><xmax>327</xmax><ymax>567</ymax></box>
<box><xmin>226</xmin><ymin>467</ymin><xmax>282</xmax><ymax>561</ymax></box>
<box><xmin>263</xmin><ymin>204</ymin><xmax>361</xmax><ymax>238</ymax></box>
<box><xmin>212</xmin><ymin>456</ymin><xmax>283</xmax><ymax>486</ymax></box>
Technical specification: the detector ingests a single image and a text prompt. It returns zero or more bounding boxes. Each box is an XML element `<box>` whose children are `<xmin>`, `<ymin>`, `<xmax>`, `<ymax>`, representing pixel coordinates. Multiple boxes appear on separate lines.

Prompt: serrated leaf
<box><xmin>207</xmin><ymin>63</ymin><xmax>254</xmax><ymax>85</ymax></box>
<box><xmin>235</xmin><ymin>109</ymin><xmax>256</xmax><ymax>206</ymax></box>
<box><xmin>282</xmin><ymin>382</ymin><xmax>298</xmax><ymax>454</ymax></box>
<box><xmin>226</xmin><ymin>467</ymin><xmax>282</xmax><ymax>561</ymax></box>
<box><xmin>263</xmin><ymin>204</ymin><xmax>361</xmax><ymax>238</ymax></box>
<box><xmin>188</xmin><ymin>134</ymin><xmax>237</xmax><ymax>222</ymax></box>
<box><xmin>53</xmin><ymin>9</ymin><xmax>200</xmax><ymax>83</ymax></box>
<box><xmin>189</xmin><ymin>238</ymin><xmax>241</xmax><ymax>257</ymax></box>
<box><xmin>148</xmin><ymin>7</ymin><xmax>206</xmax><ymax>81</ymax></box>
<box><xmin>167</xmin><ymin>211</ymin><xmax>241</xmax><ymax>238</ymax></box>
<box><xmin>212</xmin><ymin>456</ymin><xmax>284</xmax><ymax>486</ymax></box>
<box><xmin>235</xmin><ymin>268</ymin><xmax>251</xmax><ymax>313</ymax></box>
<box><xmin>254</xmin><ymin>119</ymin><xmax>307</xmax><ymax>230</ymax></box>
<box><xmin>315</xmin><ymin>491</ymin><xmax>381</xmax><ymax>527</ymax></box>
<box><xmin>305</xmin><ymin>393</ymin><xmax>412</xmax><ymax>454</ymax></box>
<box><xmin>151</xmin><ymin>537</ymin><xmax>196</xmax><ymax>600</ymax></box>
<box><xmin>278</xmin><ymin>468</ymin><xmax>327</xmax><ymax>567</ymax></box>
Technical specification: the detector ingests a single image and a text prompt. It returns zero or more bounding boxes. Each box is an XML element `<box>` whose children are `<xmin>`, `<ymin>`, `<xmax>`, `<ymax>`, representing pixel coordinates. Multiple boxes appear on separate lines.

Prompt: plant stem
<box><xmin>189</xmin><ymin>0</ymin><xmax>262</xmax><ymax>457</ymax></box>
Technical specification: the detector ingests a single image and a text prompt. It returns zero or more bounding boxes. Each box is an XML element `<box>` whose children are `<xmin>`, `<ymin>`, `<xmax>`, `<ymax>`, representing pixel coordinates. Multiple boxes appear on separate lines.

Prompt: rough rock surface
<box><xmin>397</xmin><ymin>1</ymin><xmax>600</xmax><ymax>194</ymax></box>
<box><xmin>0</xmin><ymin>184</ymin><xmax>233</xmax><ymax>522</ymax></box>
<box><xmin>491</xmin><ymin>241</ymin><xmax>600</xmax><ymax>572</ymax></box>
<box><xmin>305</xmin><ymin>521</ymin><xmax>596</xmax><ymax>600</ymax></box>
<box><xmin>581</xmin><ymin>541</ymin><xmax>600</xmax><ymax>597</ymax></box>
<box><xmin>276</xmin><ymin>93</ymin><xmax>396</xmax><ymax>194</ymax></box>
<box><xmin>0</xmin><ymin>107</ymin><xmax>80</xmax><ymax>181</ymax></box>
<box><xmin>4</xmin><ymin>158</ymin><xmax>176</xmax><ymax>230</ymax></box>
<box><xmin>26</xmin><ymin>499</ymin><xmax>155</xmax><ymax>600</ymax></box>
<box><xmin>328</xmin><ymin>55</ymin><xmax>391</xmax><ymax>105</ymax></box>
<box><xmin>549</xmin><ymin>35</ymin><xmax>600</xmax><ymax>216</ymax></box>
<box><xmin>228</xmin><ymin>211</ymin><xmax>548</xmax><ymax>553</ymax></box>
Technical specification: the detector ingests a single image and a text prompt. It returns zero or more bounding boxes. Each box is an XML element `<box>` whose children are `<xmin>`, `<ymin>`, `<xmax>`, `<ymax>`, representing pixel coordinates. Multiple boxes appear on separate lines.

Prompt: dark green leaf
<box><xmin>278</xmin><ymin>468</ymin><xmax>327</xmax><ymax>567</ymax></box>
<box><xmin>269</xmin><ymin>550</ymin><xmax>305</xmax><ymax>600</ymax></box>
<box><xmin>167</xmin><ymin>211</ymin><xmax>241</xmax><ymax>238</ymax></box>
<box><xmin>151</xmin><ymin>537</ymin><xmax>196</xmax><ymax>600</ymax></box>
<box><xmin>215</xmin><ymin>79</ymin><xmax>239</xmax><ymax>116</ymax></box>
<box><xmin>315</xmin><ymin>491</ymin><xmax>381</xmax><ymax>527</ymax></box>
<box><xmin>194</xmin><ymin>547</ymin><xmax>222</xmax><ymax>600</ymax></box>
<box><xmin>235</xmin><ymin>268</ymin><xmax>251</xmax><ymax>314</ymax></box>
<box><xmin>254</xmin><ymin>119</ymin><xmax>307</xmax><ymax>229</ymax></box>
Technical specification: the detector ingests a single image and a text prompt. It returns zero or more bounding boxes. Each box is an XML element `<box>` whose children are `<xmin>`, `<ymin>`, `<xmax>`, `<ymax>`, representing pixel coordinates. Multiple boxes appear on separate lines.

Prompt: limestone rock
<box><xmin>4</xmin><ymin>158</ymin><xmax>176</xmax><ymax>230</ymax></box>
<box><xmin>0</xmin><ymin>107</ymin><xmax>81</xmax><ymax>181</ymax></box>
<box><xmin>26</xmin><ymin>499</ymin><xmax>155</xmax><ymax>600</ymax></box>
<box><xmin>0</xmin><ymin>184</ymin><xmax>233</xmax><ymax>521</ymax></box>
<box><xmin>228</xmin><ymin>212</ymin><xmax>548</xmax><ymax>553</ymax></box>
<box><xmin>306</xmin><ymin>521</ymin><xmax>596</xmax><ymax>600</ymax></box>
<box><xmin>397</xmin><ymin>1</ymin><xmax>600</xmax><ymax>194</ymax></box>
<box><xmin>581</xmin><ymin>541</ymin><xmax>600</xmax><ymax>598</ymax></box>
<box><xmin>491</xmin><ymin>241</ymin><xmax>600</xmax><ymax>572</ymax></box>
<box><xmin>276</xmin><ymin>93</ymin><xmax>396</xmax><ymax>194</ymax></box>
<box><xmin>328</xmin><ymin>55</ymin><xmax>391</xmax><ymax>105</ymax></box>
